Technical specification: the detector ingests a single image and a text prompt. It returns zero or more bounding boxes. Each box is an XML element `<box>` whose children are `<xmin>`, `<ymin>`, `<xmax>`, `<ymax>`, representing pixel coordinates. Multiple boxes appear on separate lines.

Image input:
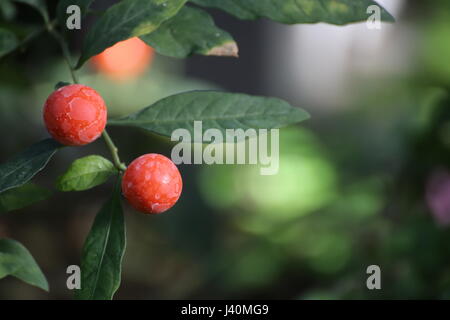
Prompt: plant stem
<box><xmin>48</xmin><ymin>27</ymin><xmax>126</xmax><ymax>172</ymax></box>
<box><xmin>102</xmin><ymin>130</ymin><xmax>127</xmax><ymax>172</ymax></box>
<box><xmin>49</xmin><ymin>29</ymin><xmax>79</xmax><ymax>84</ymax></box>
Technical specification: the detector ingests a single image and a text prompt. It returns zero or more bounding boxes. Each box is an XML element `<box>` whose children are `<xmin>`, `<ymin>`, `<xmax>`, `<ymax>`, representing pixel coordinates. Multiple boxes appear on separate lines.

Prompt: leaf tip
<box><xmin>40</xmin><ymin>279</ymin><xmax>50</xmax><ymax>292</ymax></box>
<box><xmin>206</xmin><ymin>41</ymin><xmax>239</xmax><ymax>58</ymax></box>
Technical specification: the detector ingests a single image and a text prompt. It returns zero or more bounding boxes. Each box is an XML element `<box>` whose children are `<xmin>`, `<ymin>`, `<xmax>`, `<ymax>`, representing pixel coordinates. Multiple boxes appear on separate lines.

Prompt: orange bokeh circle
<box><xmin>90</xmin><ymin>37</ymin><xmax>155</xmax><ymax>81</ymax></box>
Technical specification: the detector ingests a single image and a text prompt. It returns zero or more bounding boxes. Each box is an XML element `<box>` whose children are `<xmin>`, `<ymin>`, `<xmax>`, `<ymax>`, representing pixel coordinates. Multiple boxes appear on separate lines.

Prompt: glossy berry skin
<box><xmin>43</xmin><ymin>84</ymin><xmax>107</xmax><ymax>146</ymax></box>
<box><xmin>122</xmin><ymin>154</ymin><xmax>182</xmax><ymax>214</ymax></box>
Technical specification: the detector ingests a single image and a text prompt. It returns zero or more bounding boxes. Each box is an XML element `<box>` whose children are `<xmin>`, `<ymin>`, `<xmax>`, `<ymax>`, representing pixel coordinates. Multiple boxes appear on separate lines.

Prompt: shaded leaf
<box><xmin>57</xmin><ymin>155</ymin><xmax>116</xmax><ymax>192</ymax></box>
<box><xmin>0</xmin><ymin>0</ymin><xmax>17</xmax><ymax>21</ymax></box>
<box><xmin>0</xmin><ymin>28</ymin><xmax>18</xmax><ymax>58</ymax></box>
<box><xmin>13</xmin><ymin>0</ymin><xmax>48</xmax><ymax>22</ymax></box>
<box><xmin>108</xmin><ymin>91</ymin><xmax>310</xmax><ymax>139</ymax></box>
<box><xmin>0</xmin><ymin>183</ymin><xmax>51</xmax><ymax>213</ymax></box>
<box><xmin>0</xmin><ymin>238</ymin><xmax>49</xmax><ymax>291</ymax></box>
<box><xmin>0</xmin><ymin>139</ymin><xmax>61</xmax><ymax>193</ymax></box>
<box><xmin>76</xmin><ymin>0</ymin><xmax>187</xmax><ymax>68</ymax></box>
<box><xmin>141</xmin><ymin>6</ymin><xmax>238</xmax><ymax>58</ymax></box>
<box><xmin>191</xmin><ymin>0</ymin><xmax>394</xmax><ymax>25</ymax></box>
<box><xmin>75</xmin><ymin>179</ymin><xmax>125</xmax><ymax>300</ymax></box>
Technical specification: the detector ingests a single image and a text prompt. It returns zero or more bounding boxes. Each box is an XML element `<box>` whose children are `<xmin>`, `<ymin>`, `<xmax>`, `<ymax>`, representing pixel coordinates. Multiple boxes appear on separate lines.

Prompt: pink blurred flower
<box><xmin>426</xmin><ymin>170</ymin><xmax>450</xmax><ymax>226</ymax></box>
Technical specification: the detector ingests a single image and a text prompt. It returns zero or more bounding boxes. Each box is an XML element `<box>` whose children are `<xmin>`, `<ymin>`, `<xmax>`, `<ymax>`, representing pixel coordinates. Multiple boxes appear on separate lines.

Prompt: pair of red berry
<box><xmin>43</xmin><ymin>84</ymin><xmax>182</xmax><ymax>214</ymax></box>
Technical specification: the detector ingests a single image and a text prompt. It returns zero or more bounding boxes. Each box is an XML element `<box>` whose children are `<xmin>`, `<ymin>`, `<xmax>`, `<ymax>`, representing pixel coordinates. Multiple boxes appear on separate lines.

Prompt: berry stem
<box><xmin>49</xmin><ymin>27</ymin><xmax>127</xmax><ymax>172</ymax></box>
<box><xmin>49</xmin><ymin>29</ymin><xmax>79</xmax><ymax>84</ymax></box>
<box><xmin>102</xmin><ymin>130</ymin><xmax>127</xmax><ymax>172</ymax></box>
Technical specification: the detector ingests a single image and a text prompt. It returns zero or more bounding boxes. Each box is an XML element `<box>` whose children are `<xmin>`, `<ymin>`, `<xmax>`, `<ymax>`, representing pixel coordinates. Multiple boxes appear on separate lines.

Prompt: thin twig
<box><xmin>102</xmin><ymin>130</ymin><xmax>127</xmax><ymax>172</ymax></box>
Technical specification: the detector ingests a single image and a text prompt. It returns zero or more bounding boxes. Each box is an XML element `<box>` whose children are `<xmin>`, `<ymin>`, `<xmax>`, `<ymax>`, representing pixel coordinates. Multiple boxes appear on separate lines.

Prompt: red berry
<box><xmin>122</xmin><ymin>154</ymin><xmax>183</xmax><ymax>214</ymax></box>
<box><xmin>43</xmin><ymin>84</ymin><xmax>107</xmax><ymax>146</ymax></box>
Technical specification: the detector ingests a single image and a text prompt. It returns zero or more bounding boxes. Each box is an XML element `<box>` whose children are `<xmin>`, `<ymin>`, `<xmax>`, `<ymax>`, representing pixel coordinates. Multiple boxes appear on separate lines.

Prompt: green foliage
<box><xmin>75</xmin><ymin>180</ymin><xmax>125</xmax><ymax>300</ymax></box>
<box><xmin>0</xmin><ymin>183</ymin><xmax>51</xmax><ymax>213</ymax></box>
<box><xmin>141</xmin><ymin>6</ymin><xmax>238</xmax><ymax>58</ymax></box>
<box><xmin>422</xmin><ymin>9</ymin><xmax>450</xmax><ymax>84</ymax></box>
<box><xmin>0</xmin><ymin>139</ymin><xmax>61</xmax><ymax>193</ymax></box>
<box><xmin>13</xmin><ymin>0</ymin><xmax>49</xmax><ymax>23</ymax></box>
<box><xmin>76</xmin><ymin>0</ymin><xmax>188</xmax><ymax>68</ymax></box>
<box><xmin>191</xmin><ymin>0</ymin><xmax>394</xmax><ymax>25</ymax></box>
<box><xmin>57</xmin><ymin>155</ymin><xmax>116</xmax><ymax>192</ymax></box>
<box><xmin>200</xmin><ymin>128</ymin><xmax>337</xmax><ymax>224</ymax></box>
<box><xmin>0</xmin><ymin>0</ymin><xmax>402</xmax><ymax>300</ymax></box>
<box><xmin>0</xmin><ymin>239</ymin><xmax>49</xmax><ymax>291</ymax></box>
<box><xmin>0</xmin><ymin>28</ymin><xmax>18</xmax><ymax>58</ymax></box>
<box><xmin>108</xmin><ymin>91</ymin><xmax>310</xmax><ymax>139</ymax></box>
<box><xmin>0</xmin><ymin>1</ymin><xmax>17</xmax><ymax>21</ymax></box>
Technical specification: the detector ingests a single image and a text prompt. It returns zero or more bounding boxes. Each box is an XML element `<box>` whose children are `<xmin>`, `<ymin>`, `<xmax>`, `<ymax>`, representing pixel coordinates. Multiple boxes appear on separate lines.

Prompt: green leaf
<box><xmin>141</xmin><ymin>6</ymin><xmax>238</xmax><ymax>58</ymax></box>
<box><xmin>0</xmin><ymin>0</ymin><xmax>17</xmax><ymax>21</ymax></box>
<box><xmin>0</xmin><ymin>238</ymin><xmax>49</xmax><ymax>291</ymax></box>
<box><xmin>0</xmin><ymin>28</ymin><xmax>18</xmax><ymax>58</ymax></box>
<box><xmin>13</xmin><ymin>0</ymin><xmax>49</xmax><ymax>23</ymax></box>
<box><xmin>108</xmin><ymin>91</ymin><xmax>310</xmax><ymax>139</ymax></box>
<box><xmin>75</xmin><ymin>179</ymin><xmax>125</xmax><ymax>300</ymax></box>
<box><xmin>76</xmin><ymin>0</ymin><xmax>188</xmax><ymax>69</ymax></box>
<box><xmin>56</xmin><ymin>0</ymin><xmax>93</xmax><ymax>25</ymax></box>
<box><xmin>0</xmin><ymin>183</ymin><xmax>51</xmax><ymax>213</ymax></box>
<box><xmin>191</xmin><ymin>0</ymin><xmax>394</xmax><ymax>25</ymax></box>
<box><xmin>57</xmin><ymin>155</ymin><xmax>116</xmax><ymax>192</ymax></box>
<box><xmin>0</xmin><ymin>139</ymin><xmax>61</xmax><ymax>194</ymax></box>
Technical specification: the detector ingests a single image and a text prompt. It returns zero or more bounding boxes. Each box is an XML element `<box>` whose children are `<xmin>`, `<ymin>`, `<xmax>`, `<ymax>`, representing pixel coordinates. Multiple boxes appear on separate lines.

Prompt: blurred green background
<box><xmin>1</xmin><ymin>0</ymin><xmax>450</xmax><ymax>299</ymax></box>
